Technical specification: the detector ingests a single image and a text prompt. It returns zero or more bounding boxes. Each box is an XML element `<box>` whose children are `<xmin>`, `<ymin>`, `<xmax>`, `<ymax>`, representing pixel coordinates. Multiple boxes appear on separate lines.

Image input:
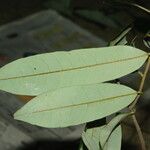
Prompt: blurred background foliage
<box><xmin>0</xmin><ymin>0</ymin><xmax>149</xmax><ymax>41</ymax></box>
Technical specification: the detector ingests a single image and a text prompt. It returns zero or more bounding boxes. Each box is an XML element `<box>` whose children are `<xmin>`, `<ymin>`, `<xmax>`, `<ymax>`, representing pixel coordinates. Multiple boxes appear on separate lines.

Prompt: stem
<box><xmin>129</xmin><ymin>56</ymin><xmax>150</xmax><ymax>109</ymax></box>
<box><xmin>139</xmin><ymin>57</ymin><xmax>150</xmax><ymax>92</ymax></box>
<box><xmin>128</xmin><ymin>55</ymin><xmax>150</xmax><ymax>150</ymax></box>
<box><xmin>132</xmin><ymin>115</ymin><xmax>146</xmax><ymax>150</ymax></box>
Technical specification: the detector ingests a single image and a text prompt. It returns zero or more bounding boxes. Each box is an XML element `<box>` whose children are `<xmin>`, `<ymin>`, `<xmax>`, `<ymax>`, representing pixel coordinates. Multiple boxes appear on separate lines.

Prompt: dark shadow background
<box><xmin>17</xmin><ymin>140</ymin><xmax>80</xmax><ymax>150</ymax></box>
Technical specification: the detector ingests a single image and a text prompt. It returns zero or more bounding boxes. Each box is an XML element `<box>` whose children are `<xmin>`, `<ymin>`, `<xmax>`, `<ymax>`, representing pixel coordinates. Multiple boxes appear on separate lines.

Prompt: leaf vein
<box><xmin>0</xmin><ymin>54</ymin><xmax>147</xmax><ymax>80</ymax></box>
<box><xmin>24</xmin><ymin>92</ymin><xmax>137</xmax><ymax>115</ymax></box>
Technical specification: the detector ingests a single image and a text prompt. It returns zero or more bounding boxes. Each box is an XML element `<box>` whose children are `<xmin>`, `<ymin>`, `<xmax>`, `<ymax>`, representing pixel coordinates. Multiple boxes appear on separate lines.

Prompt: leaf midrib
<box><xmin>0</xmin><ymin>54</ymin><xmax>147</xmax><ymax>80</ymax></box>
<box><xmin>15</xmin><ymin>92</ymin><xmax>137</xmax><ymax>116</ymax></box>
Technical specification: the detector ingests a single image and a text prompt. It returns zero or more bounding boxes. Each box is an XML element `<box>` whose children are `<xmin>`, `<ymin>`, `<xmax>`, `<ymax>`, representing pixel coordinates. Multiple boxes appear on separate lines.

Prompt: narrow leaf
<box><xmin>103</xmin><ymin>125</ymin><xmax>122</xmax><ymax>150</ymax></box>
<box><xmin>99</xmin><ymin>113</ymin><xmax>130</xmax><ymax>147</ymax></box>
<box><xmin>82</xmin><ymin>131</ymin><xmax>99</xmax><ymax>150</ymax></box>
<box><xmin>82</xmin><ymin>112</ymin><xmax>130</xmax><ymax>149</ymax></box>
<box><xmin>116</xmin><ymin>36</ymin><xmax>128</xmax><ymax>45</ymax></box>
<box><xmin>14</xmin><ymin>83</ymin><xmax>137</xmax><ymax>128</ymax></box>
<box><xmin>0</xmin><ymin>45</ymin><xmax>148</xmax><ymax>95</ymax></box>
<box><xmin>109</xmin><ymin>27</ymin><xmax>131</xmax><ymax>46</ymax></box>
<box><xmin>79</xmin><ymin>145</ymin><xmax>84</xmax><ymax>150</ymax></box>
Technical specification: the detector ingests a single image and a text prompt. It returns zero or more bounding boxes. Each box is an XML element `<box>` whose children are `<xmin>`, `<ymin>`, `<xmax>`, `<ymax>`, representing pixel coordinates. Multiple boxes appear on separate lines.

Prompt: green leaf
<box><xmin>82</xmin><ymin>129</ymin><xmax>100</xmax><ymax>150</ymax></box>
<box><xmin>83</xmin><ymin>135</ymin><xmax>99</xmax><ymax>150</ymax></box>
<box><xmin>82</xmin><ymin>112</ymin><xmax>130</xmax><ymax>150</ymax></box>
<box><xmin>109</xmin><ymin>27</ymin><xmax>131</xmax><ymax>46</ymax></box>
<box><xmin>0</xmin><ymin>46</ymin><xmax>148</xmax><ymax>96</ymax></box>
<box><xmin>78</xmin><ymin>142</ymin><xmax>86</xmax><ymax>150</ymax></box>
<box><xmin>14</xmin><ymin>83</ymin><xmax>137</xmax><ymax>128</ymax></box>
<box><xmin>99</xmin><ymin>113</ymin><xmax>130</xmax><ymax>148</ymax></box>
<box><xmin>103</xmin><ymin>125</ymin><xmax>122</xmax><ymax>150</ymax></box>
<box><xmin>143</xmin><ymin>31</ymin><xmax>150</xmax><ymax>48</ymax></box>
<box><xmin>116</xmin><ymin>36</ymin><xmax>128</xmax><ymax>46</ymax></box>
<box><xmin>79</xmin><ymin>145</ymin><xmax>84</xmax><ymax>150</ymax></box>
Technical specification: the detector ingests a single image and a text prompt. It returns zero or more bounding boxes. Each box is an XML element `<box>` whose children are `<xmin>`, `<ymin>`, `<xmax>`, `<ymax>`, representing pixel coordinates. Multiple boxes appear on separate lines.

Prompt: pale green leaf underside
<box><xmin>99</xmin><ymin>113</ymin><xmax>130</xmax><ymax>147</ymax></box>
<box><xmin>0</xmin><ymin>45</ymin><xmax>148</xmax><ymax>95</ymax></box>
<box><xmin>82</xmin><ymin>126</ymin><xmax>122</xmax><ymax>150</ymax></box>
<box><xmin>103</xmin><ymin>125</ymin><xmax>122</xmax><ymax>150</ymax></box>
<box><xmin>82</xmin><ymin>130</ymin><xmax>99</xmax><ymax>150</ymax></box>
<box><xmin>14</xmin><ymin>83</ymin><xmax>137</xmax><ymax>128</ymax></box>
<box><xmin>82</xmin><ymin>113</ymin><xmax>130</xmax><ymax>150</ymax></box>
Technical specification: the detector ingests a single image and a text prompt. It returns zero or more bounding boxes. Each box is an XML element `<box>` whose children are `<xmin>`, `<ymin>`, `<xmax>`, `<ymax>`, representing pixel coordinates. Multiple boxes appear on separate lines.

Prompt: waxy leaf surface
<box><xmin>0</xmin><ymin>46</ymin><xmax>148</xmax><ymax>95</ymax></box>
<box><xmin>14</xmin><ymin>83</ymin><xmax>137</xmax><ymax>128</ymax></box>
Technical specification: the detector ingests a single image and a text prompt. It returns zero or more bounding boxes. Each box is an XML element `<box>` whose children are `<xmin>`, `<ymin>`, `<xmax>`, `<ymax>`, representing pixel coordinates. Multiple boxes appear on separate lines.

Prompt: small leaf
<box><xmin>103</xmin><ymin>125</ymin><xmax>122</xmax><ymax>150</ymax></box>
<box><xmin>143</xmin><ymin>31</ymin><xmax>150</xmax><ymax>48</ymax></box>
<box><xmin>14</xmin><ymin>83</ymin><xmax>137</xmax><ymax>128</ymax></box>
<box><xmin>116</xmin><ymin>36</ymin><xmax>128</xmax><ymax>45</ymax></box>
<box><xmin>79</xmin><ymin>145</ymin><xmax>84</xmax><ymax>150</ymax></box>
<box><xmin>109</xmin><ymin>27</ymin><xmax>131</xmax><ymax>46</ymax></box>
<box><xmin>82</xmin><ymin>132</ymin><xmax>99</xmax><ymax>150</ymax></box>
<box><xmin>99</xmin><ymin>113</ymin><xmax>130</xmax><ymax>147</ymax></box>
<box><xmin>0</xmin><ymin>46</ymin><xmax>148</xmax><ymax>95</ymax></box>
<box><xmin>82</xmin><ymin>112</ymin><xmax>131</xmax><ymax>150</ymax></box>
<box><xmin>82</xmin><ymin>128</ymin><xmax>100</xmax><ymax>150</ymax></box>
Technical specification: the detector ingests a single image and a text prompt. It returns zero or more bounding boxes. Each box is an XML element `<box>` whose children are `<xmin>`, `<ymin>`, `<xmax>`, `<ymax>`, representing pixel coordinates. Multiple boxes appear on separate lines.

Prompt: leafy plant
<box><xmin>0</xmin><ymin>29</ymin><xmax>149</xmax><ymax>150</ymax></box>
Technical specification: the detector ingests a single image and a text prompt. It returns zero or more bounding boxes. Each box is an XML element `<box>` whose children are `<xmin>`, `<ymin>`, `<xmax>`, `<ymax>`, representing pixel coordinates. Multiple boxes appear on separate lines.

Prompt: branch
<box><xmin>129</xmin><ymin>56</ymin><xmax>150</xmax><ymax>109</ymax></box>
<box><xmin>128</xmin><ymin>55</ymin><xmax>150</xmax><ymax>150</ymax></box>
<box><xmin>131</xmin><ymin>114</ymin><xmax>146</xmax><ymax>150</ymax></box>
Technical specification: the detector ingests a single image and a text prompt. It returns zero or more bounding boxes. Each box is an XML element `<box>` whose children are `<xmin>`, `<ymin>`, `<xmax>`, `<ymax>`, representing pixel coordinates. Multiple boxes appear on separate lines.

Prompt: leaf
<box><xmin>109</xmin><ymin>27</ymin><xmax>131</xmax><ymax>46</ymax></box>
<box><xmin>79</xmin><ymin>145</ymin><xmax>84</xmax><ymax>150</ymax></box>
<box><xmin>82</xmin><ymin>132</ymin><xmax>99</xmax><ymax>150</ymax></box>
<box><xmin>82</xmin><ymin>112</ymin><xmax>130</xmax><ymax>150</ymax></box>
<box><xmin>0</xmin><ymin>45</ymin><xmax>148</xmax><ymax>96</ymax></box>
<box><xmin>116</xmin><ymin>36</ymin><xmax>128</xmax><ymax>46</ymax></box>
<box><xmin>103</xmin><ymin>125</ymin><xmax>122</xmax><ymax>150</ymax></box>
<box><xmin>99</xmin><ymin>113</ymin><xmax>130</xmax><ymax>148</ymax></box>
<box><xmin>82</xmin><ymin>129</ymin><xmax>100</xmax><ymax>150</ymax></box>
<box><xmin>14</xmin><ymin>83</ymin><xmax>137</xmax><ymax>128</ymax></box>
<box><xmin>143</xmin><ymin>31</ymin><xmax>150</xmax><ymax>48</ymax></box>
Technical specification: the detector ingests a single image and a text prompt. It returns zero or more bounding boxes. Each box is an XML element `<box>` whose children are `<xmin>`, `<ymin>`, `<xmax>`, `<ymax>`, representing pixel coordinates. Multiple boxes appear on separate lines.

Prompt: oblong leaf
<box><xmin>0</xmin><ymin>45</ymin><xmax>148</xmax><ymax>95</ymax></box>
<box><xmin>14</xmin><ymin>83</ymin><xmax>137</xmax><ymax>128</ymax></box>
